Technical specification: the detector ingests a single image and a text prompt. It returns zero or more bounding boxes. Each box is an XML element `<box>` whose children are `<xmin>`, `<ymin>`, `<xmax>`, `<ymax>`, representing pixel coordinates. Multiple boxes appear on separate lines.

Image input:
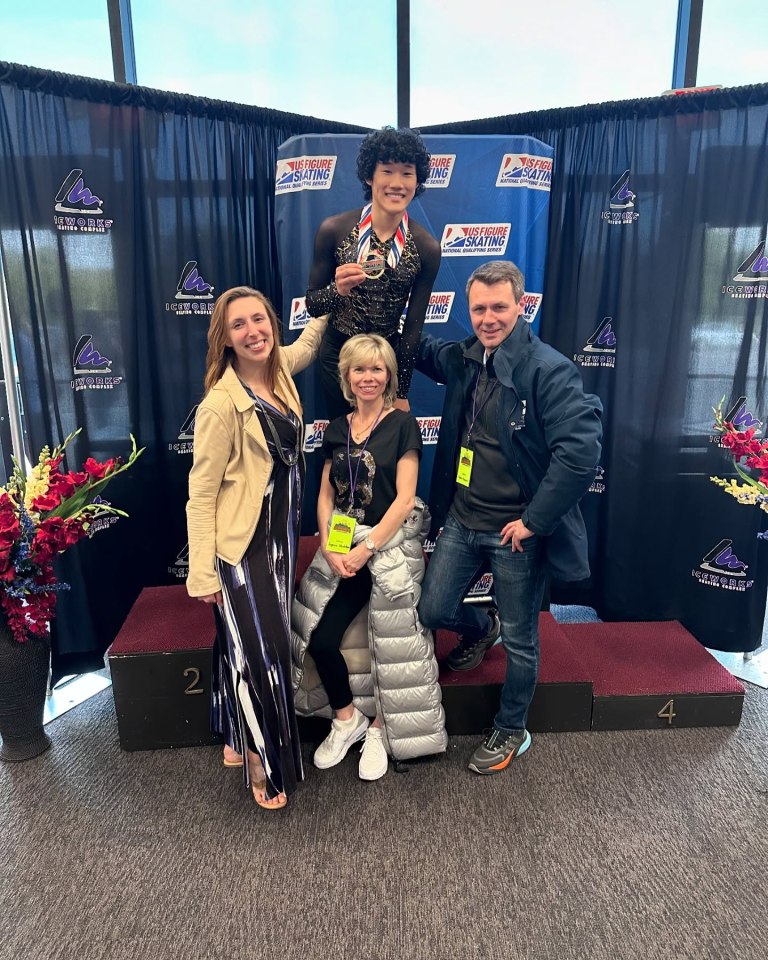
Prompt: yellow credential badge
<box><xmin>456</xmin><ymin>446</ymin><xmax>474</xmax><ymax>487</ymax></box>
<box><xmin>326</xmin><ymin>514</ymin><xmax>357</xmax><ymax>553</ymax></box>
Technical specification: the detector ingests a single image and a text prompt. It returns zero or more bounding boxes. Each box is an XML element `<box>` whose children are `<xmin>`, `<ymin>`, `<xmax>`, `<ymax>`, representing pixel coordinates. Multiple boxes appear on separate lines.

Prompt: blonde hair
<box><xmin>203</xmin><ymin>286</ymin><xmax>282</xmax><ymax>394</ymax></box>
<box><xmin>338</xmin><ymin>334</ymin><xmax>399</xmax><ymax>408</ymax></box>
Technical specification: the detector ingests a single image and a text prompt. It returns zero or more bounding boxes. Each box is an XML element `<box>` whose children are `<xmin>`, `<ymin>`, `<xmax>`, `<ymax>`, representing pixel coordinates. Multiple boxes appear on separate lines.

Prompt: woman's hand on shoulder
<box><xmin>393</xmin><ymin>398</ymin><xmax>410</xmax><ymax>413</ymax></box>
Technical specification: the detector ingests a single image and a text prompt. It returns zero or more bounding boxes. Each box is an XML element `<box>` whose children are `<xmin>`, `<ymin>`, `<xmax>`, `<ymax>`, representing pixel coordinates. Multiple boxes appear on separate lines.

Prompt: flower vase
<box><xmin>0</xmin><ymin>616</ymin><xmax>52</xmax><ymax>762</ymax></box>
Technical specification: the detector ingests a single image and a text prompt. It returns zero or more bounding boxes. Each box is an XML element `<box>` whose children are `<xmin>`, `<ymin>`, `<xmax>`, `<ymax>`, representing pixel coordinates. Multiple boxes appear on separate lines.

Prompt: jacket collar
<box><xmin>214</xmin><ymin>363</ymin><xmax>256</xmax><ymax>413</ymax></box>
<box><xmin>460</xmin><ymin>318</ymin><xmax>532</xmax><ymax>386</ymax></box>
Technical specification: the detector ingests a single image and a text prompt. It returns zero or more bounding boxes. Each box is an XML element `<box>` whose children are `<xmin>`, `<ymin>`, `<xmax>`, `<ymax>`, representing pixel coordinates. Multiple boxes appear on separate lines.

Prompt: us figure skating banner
<box><xmin>275</xmin><ymin>133</ymin><xmax>554</xmax><ymax>545</ymax></box>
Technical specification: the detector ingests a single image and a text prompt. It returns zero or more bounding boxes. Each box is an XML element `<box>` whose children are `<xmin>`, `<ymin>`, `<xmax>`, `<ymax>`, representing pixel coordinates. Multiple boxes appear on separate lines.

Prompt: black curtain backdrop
<box><xmin>0</xmin><ymin>62</ymin><xmax>366</xmax><ymax>680</ymax></box>
<box><xmin>424</xmin><ymin>85</ymin><xmax>768</xmax><ymax>652</ymax></box>
<box><xmin>0</xmin><ymin>61</ymin><xmax>766</xmax><ymax>662</ymax></box>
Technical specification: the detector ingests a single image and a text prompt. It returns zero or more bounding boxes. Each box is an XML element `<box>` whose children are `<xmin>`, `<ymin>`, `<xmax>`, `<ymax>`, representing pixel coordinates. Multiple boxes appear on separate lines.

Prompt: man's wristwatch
<box><xmin>364</xmin><ymin>535</ymin><xmax>377</xmax><ymax>554</ymax></box>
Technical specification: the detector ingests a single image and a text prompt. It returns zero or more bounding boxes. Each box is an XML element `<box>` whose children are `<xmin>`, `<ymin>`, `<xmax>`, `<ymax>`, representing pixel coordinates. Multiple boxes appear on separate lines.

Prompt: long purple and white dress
<box><xmin>211</xmin><ymin>397</ymin><xmax>304</xmax><ymax>800</ymax></box>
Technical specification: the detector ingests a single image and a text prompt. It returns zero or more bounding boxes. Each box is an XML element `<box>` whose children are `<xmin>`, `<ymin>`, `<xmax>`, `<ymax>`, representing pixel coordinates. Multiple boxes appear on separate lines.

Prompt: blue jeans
<box><xmin>419</xmin><ymin>514</ymin><xmax>546</xmax><ymax>733</ymax></box>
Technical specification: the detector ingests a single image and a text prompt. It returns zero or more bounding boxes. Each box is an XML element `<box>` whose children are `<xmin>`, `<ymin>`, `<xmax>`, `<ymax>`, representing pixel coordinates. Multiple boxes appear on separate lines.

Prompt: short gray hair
<box><xmin>466</xmin><ymin>261</ymin><xmax>525</xmax><ymax>303</ymax></box>
<box><xmin>338</xmin><ymin>334</ymin><xmax>399</xmax><ymax>408</ymax></box>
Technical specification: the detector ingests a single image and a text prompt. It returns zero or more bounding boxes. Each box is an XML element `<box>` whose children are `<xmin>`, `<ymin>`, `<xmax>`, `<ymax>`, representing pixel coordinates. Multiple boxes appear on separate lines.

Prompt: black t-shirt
<box><xmin>322</xmin><ymin>409</ymin><xmax>422</xmax><ymax>526</ymax></box>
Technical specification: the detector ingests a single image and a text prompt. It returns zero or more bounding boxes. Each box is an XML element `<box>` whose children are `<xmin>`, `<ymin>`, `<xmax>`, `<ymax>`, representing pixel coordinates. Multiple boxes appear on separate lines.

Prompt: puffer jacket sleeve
<box><xmin>186</xmin><ymin>400</ymin><xmax>234</xmax><ymax>597</ymax></box>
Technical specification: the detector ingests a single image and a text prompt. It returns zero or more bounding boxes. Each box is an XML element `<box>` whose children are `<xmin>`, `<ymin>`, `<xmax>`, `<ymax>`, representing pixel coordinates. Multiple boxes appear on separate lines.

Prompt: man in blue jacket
<box><xmin>416</xmin><ymin>260</ymin><xmax>602</xmax><ymax>775</ymax></box>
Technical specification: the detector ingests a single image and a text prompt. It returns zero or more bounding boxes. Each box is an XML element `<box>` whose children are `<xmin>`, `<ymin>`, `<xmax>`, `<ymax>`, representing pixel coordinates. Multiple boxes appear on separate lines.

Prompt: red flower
<box><xmin>31</xmin><ymin>492</ymin><xmax>62</xmax><ymax>513</ymax></box>
<box><xmin>83</xmin><ymin>457</ymin><xmax>114</xmax><ymax>480</ymax></box>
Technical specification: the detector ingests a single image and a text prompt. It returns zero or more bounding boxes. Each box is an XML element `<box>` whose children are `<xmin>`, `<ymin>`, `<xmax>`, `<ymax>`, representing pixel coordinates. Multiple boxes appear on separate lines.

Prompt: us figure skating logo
<box><xmin>495</xmin><ymin>154</ymin><xmax>552</xmax><ymax>192</ymax></box>
<box><xmin>600</xmin><ymin>170</ymin><xmax>639</xmax><ymax>224</ymax></box>
<box><xmin>169</xmin><ymin>406</ymin><xmax>198</xmax><ymax>454</ymax></box>
<box><xmin>425</xmin><ymin>293</ymin><xmax>455</xmax><ymax>324</ymax></box>
<box><xmin>304</xmin><ymin>420</ymin><xmax>329</xmax><ymax>452</ymax></box>
<box><xmin>693</xmin><ymin>538</ymin><xmax>753</xmax><ymax>591</ymax></box>
<box><xmin>289</xmin><ymin>297</ymin><xmax>311</xmax><ymax>330</ymax></box>
<box><xmin>722</xmin><ymin>239</ymin><xmax>768</xmax><ymax>299</ymax></box>
<box><xmin>574</xmin><ymin>318</ymin><xmax>617</xmax><ymax>368</ymax></box>
<box><xmin>167</xmin><ymin>261</ymin><xmax>215</xmax><ymax>314</ymax></box>
<box><xmin>53</xmin><ymin>168</ymin><xmax>113</xmax><ymax>233</ymax></box>
<box><xmin>71</xmin><ymin>335</ymin><xmax>122</xmax><ymax>391</ymax></box>
<box><xmin>440</xmin><ymin>223</ymin><xmax>510</xmax><ymax>257</ymax></box>
<box><xmin>521</xmin><ymin>293</ymin><xmax>543</xmax><ymax>325</ymax></box>
<box><xmin>417</xmin><ymin>417</ymin><xmax>441</xmax><ymax>445</ymax></box>
<box><xmin>275</xmin><ymin>155</ymin><xmax>337</xmax><ymax>194</ymax></box>
<box><xmin>425</xmin><ymin>154</ymin><xmax>456</xmax><ymax>189</ymax></box>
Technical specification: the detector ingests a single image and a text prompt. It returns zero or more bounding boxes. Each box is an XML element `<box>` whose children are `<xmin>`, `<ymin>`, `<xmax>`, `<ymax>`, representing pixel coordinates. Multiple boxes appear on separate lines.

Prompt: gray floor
<box><xmin>1</xmin><ymin>680</ymin><xmax>766</xmax><ymax>960</ymax></box>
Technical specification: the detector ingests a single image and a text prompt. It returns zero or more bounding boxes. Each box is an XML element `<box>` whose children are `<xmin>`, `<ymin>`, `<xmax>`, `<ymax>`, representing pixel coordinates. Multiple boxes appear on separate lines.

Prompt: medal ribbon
<box><xmin>356</xmin><ymin>203</ymin><xmax>409</xmax><ymax>271</ymax></box>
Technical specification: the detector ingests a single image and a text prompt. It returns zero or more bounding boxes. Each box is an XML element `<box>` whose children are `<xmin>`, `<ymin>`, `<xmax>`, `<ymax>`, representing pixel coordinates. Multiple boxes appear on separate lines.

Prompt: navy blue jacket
<box><xmin>416</xmin><ymin>319</ymin><xmax>602</xmax><ymax>581</ymax></box>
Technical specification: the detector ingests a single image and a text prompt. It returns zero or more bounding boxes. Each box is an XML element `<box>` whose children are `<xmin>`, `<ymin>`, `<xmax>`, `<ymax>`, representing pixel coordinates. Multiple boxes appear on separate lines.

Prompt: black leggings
<box><xmin>307</xmin><ymin>566</ymin><xmax>372</xmax><ymax>710</ymax></box>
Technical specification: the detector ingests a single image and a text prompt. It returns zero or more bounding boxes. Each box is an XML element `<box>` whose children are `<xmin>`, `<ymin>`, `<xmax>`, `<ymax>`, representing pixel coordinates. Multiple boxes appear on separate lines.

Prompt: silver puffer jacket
<box><xmin>291</xmin><ymin>500</ymin><xmax>448</xmax><ymax>762</ymax></box>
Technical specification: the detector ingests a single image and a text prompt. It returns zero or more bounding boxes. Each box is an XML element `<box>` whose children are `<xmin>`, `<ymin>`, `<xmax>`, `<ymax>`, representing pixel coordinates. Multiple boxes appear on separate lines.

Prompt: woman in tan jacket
<box><xmin>186</xmin><ymin>285</ymin><xmax>326</xmax><ymax>810</ymax></box>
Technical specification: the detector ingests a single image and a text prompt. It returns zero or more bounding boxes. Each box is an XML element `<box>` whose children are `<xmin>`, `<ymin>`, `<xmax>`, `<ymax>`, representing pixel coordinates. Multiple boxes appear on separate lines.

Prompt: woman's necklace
<box><xmin>351</xmin><ymin>404</ymin><xmax>386</xmax><ymax>443</ymax></box>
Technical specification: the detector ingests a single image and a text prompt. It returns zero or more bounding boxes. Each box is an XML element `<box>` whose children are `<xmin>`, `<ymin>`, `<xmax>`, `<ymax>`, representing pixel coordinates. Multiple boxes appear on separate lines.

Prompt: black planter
<box><xmin>0</xmin><ymin>618</ymin><xmax>52</xmax><ymax>762</ymax></box>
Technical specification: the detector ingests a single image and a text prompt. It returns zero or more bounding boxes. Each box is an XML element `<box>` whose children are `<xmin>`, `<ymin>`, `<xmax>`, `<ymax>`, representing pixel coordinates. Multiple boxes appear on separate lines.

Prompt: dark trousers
<box><xmin>307</xmin><ymin>566</ymin><xmax>372</xmax><ymax>710</ymax></box>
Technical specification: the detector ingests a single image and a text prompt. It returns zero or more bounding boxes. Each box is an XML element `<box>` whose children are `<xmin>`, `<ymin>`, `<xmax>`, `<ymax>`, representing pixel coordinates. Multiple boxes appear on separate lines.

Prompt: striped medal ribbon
<box><xmin>357</xmin><ymin>203</ymin><xmax>408</xmax><ymax>279</ymax></box>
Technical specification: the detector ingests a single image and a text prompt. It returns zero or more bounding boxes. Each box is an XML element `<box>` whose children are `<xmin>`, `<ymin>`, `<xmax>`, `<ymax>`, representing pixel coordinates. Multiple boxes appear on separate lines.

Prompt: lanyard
<box><xmin>466</xmin><ymin>366</ymin><xmax>498</xmax><ymax>445</ymax></box>
<box><xmin>346</xmin><ymin>408</ymin><xmax>384</xmax><ymax>511</ymax></box>
<box><xmin>356</xmin><ymin>203</ymin><xmax>408</xmax><ymax>270</ymax></box>
<box><xmin>251</xmin><ymin>394</ymin><xmax>302</xmax><ymax>468</ymax></box>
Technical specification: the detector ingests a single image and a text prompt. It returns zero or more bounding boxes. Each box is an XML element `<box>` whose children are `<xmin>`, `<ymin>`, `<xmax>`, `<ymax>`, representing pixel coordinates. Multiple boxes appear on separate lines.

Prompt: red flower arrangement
<box><xmin>711</xmin><ymin>403</ymin><xmax>768</xmax><ymax>533</ymax></box>
<box><xmin>0</xmin><ymin>430</ymin><xmax>143</xmax><ymax>642</ymax></box>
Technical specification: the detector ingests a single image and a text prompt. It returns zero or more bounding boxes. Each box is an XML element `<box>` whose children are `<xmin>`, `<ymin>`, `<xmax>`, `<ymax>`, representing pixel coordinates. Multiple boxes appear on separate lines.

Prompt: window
<box><xmin>0</xmin><ymin>0</ymin><xmax>113</xmax><ymax>82</ymax></box>
<box><xmin>131</xmin><ymin>0</ymin><xmax>396</xmax><ymax>127</ymax></box>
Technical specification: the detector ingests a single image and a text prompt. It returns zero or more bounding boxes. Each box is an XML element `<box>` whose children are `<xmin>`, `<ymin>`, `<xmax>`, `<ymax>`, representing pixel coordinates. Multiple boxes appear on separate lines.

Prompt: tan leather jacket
<box><xmin>186</xmin><ymin>316</ymin><xmax>326</xmax><ymax>597</ymax></box>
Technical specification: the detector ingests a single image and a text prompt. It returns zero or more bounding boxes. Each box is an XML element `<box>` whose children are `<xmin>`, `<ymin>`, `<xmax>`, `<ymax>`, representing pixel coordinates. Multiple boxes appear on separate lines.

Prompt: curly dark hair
<box><xmin>356</xmin><ymin>126</ymin><xmax>430</xmax><ymax>200</ymax></box>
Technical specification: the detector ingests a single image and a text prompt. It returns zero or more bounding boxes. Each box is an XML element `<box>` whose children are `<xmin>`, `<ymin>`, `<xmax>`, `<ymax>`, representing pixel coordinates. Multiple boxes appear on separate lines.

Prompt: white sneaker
<box><xmin>358</xmin><ymin>726</ymin><xmax>388</xmax><ymax>781</ymax></box>
<box><xmin>313</xmin><ymin>708</ymin><xmax>369</xmax><ymax>769</ymax></box>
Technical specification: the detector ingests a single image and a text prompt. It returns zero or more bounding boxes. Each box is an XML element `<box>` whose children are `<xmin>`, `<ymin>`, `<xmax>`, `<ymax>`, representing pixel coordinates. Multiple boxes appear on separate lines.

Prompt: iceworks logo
<box><xmin>175</xmin><ymin>261</ymin><xmax>214</xmax><ymax>300</ymax></box>
<box><xmin>733</xmin><ymin>239</ymin><xmax>768</xmax><ymax>283</ymax></box>
<box><xmin>609</xmin><ymin>170</ymin><xmax>635</xmax><ymax>209</ymax></box>
<box><xmin>584</xmin><ymin>317</ymin><xmax>617</xmax><ymax>354</ymax></box>
<box><xmin>168</xmin><ymin>543</ymin><xmax>189</xmax><ymax>579</ymax></box>
<box><xmin>724</xmin><ymin>396</ymin><xmax>761</xmax><ymax>430</ymax></box>
<box><xmin>496</xmin><ymin>154</ymin><xmax>552</xmax><ymax>191</ymax></box>
<box><xmin>440</xmin><ymin>223</ymin><xmax>510</xmax><ymax>257</ymax></box>
<box><xmin>275</xmin><ymin>156</ymin><xmax>337</xmax><ymax>194</ymax></box>
<box><xmin>55</xmin><ymin>169</ymin><xmax>103</xmax><ymax>215</ymax></box>
<box><xmin>73</xmin><ymin>335</ymin><xmax>111</xmax><ymax>375</ymax></box>
<box><xmin>700</xmin><ymin>539</ymin><xmax>747</xmax><ymax>577</ymax></box>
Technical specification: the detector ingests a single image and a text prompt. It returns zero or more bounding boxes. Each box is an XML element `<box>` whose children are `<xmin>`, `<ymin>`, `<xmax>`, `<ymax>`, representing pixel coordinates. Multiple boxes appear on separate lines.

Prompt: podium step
<box><xmin>561</xmin><ymin>621</ymin><xmax>744</xmax><ymax>730</ymax></box>
<box><xmin>108</xmin><ymin>588</ymin><xmax>745</xmax><ymax>751</ymax></box>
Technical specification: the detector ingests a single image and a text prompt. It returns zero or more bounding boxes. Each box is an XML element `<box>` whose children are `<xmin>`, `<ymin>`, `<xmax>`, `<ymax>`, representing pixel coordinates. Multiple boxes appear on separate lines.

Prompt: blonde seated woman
<box><xmin>186</xmin><ymin>285</ymin><xmax>326</xmax><ymax>810</ymax></box>
<box><xmin>292</xmin><ymin>334</ymin><xmax>447</xmax><ymax>780</ymax></box>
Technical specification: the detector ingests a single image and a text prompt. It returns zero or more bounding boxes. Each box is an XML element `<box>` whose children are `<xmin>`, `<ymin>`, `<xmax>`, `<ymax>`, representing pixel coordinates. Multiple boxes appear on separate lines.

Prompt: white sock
<box><xmin>335</xmin><ymin>708</ymin><xmax>360</xmax><ymax>727</ymax></box>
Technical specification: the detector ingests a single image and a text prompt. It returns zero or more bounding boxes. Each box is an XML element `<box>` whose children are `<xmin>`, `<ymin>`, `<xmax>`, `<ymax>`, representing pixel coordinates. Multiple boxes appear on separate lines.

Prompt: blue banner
<box><xmin>275</xmin><ymin>133</ymin><xmax>553</xmax><ymax>520</ymax></box>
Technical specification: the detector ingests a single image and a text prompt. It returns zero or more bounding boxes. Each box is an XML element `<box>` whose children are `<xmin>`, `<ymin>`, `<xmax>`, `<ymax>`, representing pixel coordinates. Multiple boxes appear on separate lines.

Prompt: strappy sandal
<box><xmin>222</xmin><ymin>746</ymin><xmax>244</xmax><ymax>768</ymax></box>
<box><xmin>249</xmin><ymin>754</ymin><xmax>288</xmax><ymax>810</ymax></box>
